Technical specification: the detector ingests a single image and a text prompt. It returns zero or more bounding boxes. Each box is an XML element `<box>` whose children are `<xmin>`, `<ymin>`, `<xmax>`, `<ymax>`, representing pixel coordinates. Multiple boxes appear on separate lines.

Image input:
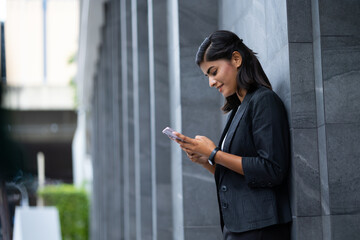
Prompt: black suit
<box><xmin>215</xmin><ymin>86</ymin><xmax>292</xmax><ymax>233</ymax></box>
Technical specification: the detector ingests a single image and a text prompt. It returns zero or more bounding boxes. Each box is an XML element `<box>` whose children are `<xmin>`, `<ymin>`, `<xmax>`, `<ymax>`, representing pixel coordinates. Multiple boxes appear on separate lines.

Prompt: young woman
<box><xmin>173</xmin><ymin>30</ymin><xmax>292</xmax><ymax>240</ymax></box>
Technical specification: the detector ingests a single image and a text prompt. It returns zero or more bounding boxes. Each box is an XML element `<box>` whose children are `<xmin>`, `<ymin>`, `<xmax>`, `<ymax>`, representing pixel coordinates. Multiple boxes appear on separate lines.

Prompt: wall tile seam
<box><xmin>288</xmin><ymin>41</ymin><xmax>314</xmax><ymax>44</ymax></box>
<box><xmin>320</xmin><ymin>34</ymin><xmax>357</xmax><ymax>38</ymax></box>
<box><xmin>326</xmin><ymin>213</ymin><xmax>360</xmax><ymax>217</ymax></box>
<box><xmin>293</xmin><ymin>213</ymin><xmax>327</xmax><ymax>218</ymax></box>
<box><xmin>290</xmin><ymin>127</ymin><xmax>320</xmax><ymax>130</ymax></box>
<box><xmin>323</xmin><ymin>70</ymin><xmax>360</xmax><ymax>82</ymax></box>
<box><xmin>183</xmin><ymin>226</ymin><xmax>220</xmax><ymax>229</ymax></box>
<box><xmin>323</xmin><ymin>122</ymin><xmax>360</xmax><ymax>126</ymax></box>
<box><xmin>291</xmin><ymin>216</ymin><xmax>324</xmax><ymax>220</ymax></box>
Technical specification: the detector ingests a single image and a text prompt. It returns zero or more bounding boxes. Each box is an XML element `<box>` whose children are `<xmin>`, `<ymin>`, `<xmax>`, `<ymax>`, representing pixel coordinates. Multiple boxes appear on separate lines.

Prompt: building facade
<box><xmin>76</xmin><ymin>0</ymin><xmax>360</xmax><ymax>239</ymax></box>
<box><xmin>3</xmin><ymin>0</ymin><xmax>79</xmax><ymax>191</ymax></box>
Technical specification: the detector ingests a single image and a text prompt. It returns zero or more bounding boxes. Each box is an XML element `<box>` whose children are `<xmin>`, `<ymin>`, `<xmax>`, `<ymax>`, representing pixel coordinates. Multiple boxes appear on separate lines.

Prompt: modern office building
<box><xmin>3</xmin><ymin>0</ymin><xmax>79</xmax><ymax>188</ymax></box>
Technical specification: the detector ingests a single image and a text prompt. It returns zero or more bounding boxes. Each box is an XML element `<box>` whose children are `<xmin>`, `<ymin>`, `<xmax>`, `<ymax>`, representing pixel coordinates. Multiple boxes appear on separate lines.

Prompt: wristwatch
<box><xmin>208</xmin><ymin>147</ymin><xmax>220</xmax><ymax>165</ymax></box>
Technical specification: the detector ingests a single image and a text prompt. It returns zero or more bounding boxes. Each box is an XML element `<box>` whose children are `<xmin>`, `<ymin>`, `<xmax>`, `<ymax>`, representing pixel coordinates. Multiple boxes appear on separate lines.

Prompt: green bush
<box><xmin>38</xmin><ymin>184</ymin><xmax>89</xmax><ymax>240</ymax></box>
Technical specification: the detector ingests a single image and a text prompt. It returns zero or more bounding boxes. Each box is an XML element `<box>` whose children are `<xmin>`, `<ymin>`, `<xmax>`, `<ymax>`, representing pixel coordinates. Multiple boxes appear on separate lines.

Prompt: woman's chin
<box><xmin>222</xmin><ymin>91</ymin><xmax>232</xmax><ymax>98</ymax></box>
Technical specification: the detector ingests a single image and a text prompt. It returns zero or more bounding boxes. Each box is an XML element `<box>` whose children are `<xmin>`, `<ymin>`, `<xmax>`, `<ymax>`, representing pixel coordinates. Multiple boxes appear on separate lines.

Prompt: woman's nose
<box><xmin>209</xmin><ymin>77</ymin><xmax>217</xmax><ymax>87</ymax></box>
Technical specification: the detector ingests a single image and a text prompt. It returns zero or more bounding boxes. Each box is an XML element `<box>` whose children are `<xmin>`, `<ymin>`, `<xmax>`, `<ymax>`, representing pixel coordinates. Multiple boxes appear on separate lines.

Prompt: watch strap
<box><xmin>208</xmin><ymin>147</ymin><xmax>220</xmax><ymax>165</ymax></box>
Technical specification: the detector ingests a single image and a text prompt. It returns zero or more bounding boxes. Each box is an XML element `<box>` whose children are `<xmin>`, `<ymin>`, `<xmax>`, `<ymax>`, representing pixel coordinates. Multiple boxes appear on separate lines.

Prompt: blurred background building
<box><xmin>76</xmin><ymin>0</ymin><xmax>360</xmax><ymax>240</ymax></box>
<box><xmin>2</xmin><ymin>0</ymin><xmax>78</xmax><ymax>199</ymax></box>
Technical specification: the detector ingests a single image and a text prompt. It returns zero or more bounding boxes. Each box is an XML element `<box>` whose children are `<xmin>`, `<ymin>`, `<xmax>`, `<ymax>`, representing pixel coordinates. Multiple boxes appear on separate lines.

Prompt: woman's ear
<box><xmin>232</xmin><ymin>51</ymin><xmax>242</xmax><ymax>68</ymax></box>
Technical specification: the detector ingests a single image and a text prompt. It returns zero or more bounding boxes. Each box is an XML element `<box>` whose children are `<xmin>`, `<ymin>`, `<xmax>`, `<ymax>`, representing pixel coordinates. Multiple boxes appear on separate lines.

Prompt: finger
<box><xmin>195</xmin><ymin>135</ymin><xmax>204</xmax><ymax>139</ymax></box>
<box><xmin>173</xmin><ymin>132</ymin><xmax>194</xmax><ymax>143</ymax></box>
<box><xmin>179</xmin><ymin>145</ymin><xmax>187</xmax><ymax>150</ymax></box>
<box><xmin>178</xmin><ymin>141</ymin><xmax>195</xmax><ymax>151</ymax></box>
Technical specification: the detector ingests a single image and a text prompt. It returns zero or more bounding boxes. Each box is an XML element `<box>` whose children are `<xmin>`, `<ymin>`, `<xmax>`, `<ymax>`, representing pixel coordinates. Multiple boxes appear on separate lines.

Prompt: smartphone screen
<box><xmin>162</xmin><ymin>127</ymin><xmax>183</xmax><ymax>141</ymax></box>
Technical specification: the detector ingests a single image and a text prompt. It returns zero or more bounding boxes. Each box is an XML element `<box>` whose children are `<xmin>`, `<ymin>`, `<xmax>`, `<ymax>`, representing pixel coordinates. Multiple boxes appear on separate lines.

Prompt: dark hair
<box><xmin>196</xmin><ymin>30</ymin><xmax>272</xmax><ymax>113</ymax></box>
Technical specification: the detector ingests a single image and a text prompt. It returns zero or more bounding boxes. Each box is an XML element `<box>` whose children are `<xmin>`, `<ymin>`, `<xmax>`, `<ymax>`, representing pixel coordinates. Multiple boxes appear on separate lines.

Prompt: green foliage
<box><xmin>38</xmin><ymin>184</ymin><xmax>89</xmax><ymax>240</ymax></box>
<box><xmin>67</xmin><ymin>52</ymin><xmax>78</xmax><ymax>110</ymax></box>
<box><xmin>69</xmin><ymin>77</ymin><xmax>79</xmax><ymax>109</ymax></box>
<box><xmin>68</xmin><ymin>53</ymin><xmax>76</xmax><ymax>64</ymax></box>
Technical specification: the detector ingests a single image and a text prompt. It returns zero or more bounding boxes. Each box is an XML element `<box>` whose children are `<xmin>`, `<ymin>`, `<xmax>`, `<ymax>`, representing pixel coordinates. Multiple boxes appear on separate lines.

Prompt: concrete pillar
<box><xmin>108</xmin><ymin>0</ymin><xmax>122</xmax><ymax>238</ymax></box>
<box><xmin>98</xmin><ymin>39</ymin><xmax>106</xmax><ymax>239</ymax></box>
<box><xmin>286</xmin><ymin>0</ymin><xmax>323</xmax><ymax>238</ymax></box>
<box><xmin>150</xmin><ymin>0</ymin><xmax>173</xmax><ymax>239</ymax></box>
<box><xmin>314</xmin><ymin>0</ymin><xmax>360</xmax><ymax>239</ymax></box>
<box><xmin>90</xmin><ymin>2</ymin><xmax>124</xmax><ymax>239</ymax></box>
<box><xmin>168</xmin><ymin>0</ymin><xmax>222</xmax><ymax>239</ymax></box>
<box><xmin>123</xmin><ymin>0</ymin><xmax>138</xmax><ymax>239</ymax></box>
<box><xmin>104</xmin><ymin>4</ymin><xmax>115</xmax><ymax>238</ymax></box>
<box><xmin>133</xmin><ymin>0</ymin><xmax>153</xmax><ymax>239</ymax></box>
<box><xmin>120</xmin><ymin>0</ymin><xmax>131</xmax><ymax>239</ymax></box>
<box><xmin>90</xmin><ymin>75</ymin><xmax>100</xmax><ymax>240</ymax></box>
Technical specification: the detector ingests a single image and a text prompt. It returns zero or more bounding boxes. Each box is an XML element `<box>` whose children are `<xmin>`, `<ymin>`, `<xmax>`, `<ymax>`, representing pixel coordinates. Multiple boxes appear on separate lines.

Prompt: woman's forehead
<box><xmin>200</xmin><ymin>59</ymin><xmax>228</xmax><ymax>74</ymax></box>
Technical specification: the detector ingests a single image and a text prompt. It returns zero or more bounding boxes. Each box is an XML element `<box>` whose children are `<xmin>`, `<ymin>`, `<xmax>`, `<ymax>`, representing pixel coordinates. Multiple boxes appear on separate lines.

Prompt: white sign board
<box><xmin>13</xmin><ymin>206</ymin><xmax>62</xmax><ymax>240</ymax></box>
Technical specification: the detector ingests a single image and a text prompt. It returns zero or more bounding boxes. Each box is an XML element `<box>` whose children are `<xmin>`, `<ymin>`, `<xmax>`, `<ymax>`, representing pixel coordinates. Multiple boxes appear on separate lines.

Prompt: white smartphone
<box><xmin>162</xmin><ymin>127</ymin><xmax>183</xmax><ymax>141</ymax></box>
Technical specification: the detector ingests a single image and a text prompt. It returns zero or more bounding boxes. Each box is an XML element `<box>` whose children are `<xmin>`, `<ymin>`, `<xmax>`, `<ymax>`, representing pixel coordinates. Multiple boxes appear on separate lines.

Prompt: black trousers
<box><xmin>223</xmin><ymin>223</ymin><xmax>291</xmax><ymax>240</ymax></box>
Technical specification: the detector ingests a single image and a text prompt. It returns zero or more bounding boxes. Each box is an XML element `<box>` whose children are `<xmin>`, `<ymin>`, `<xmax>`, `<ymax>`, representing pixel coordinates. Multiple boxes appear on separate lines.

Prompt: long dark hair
<box><xmin>196</xmin><ymin>30</ymin><xmax>272</xmax><ymax>113</ymax></box>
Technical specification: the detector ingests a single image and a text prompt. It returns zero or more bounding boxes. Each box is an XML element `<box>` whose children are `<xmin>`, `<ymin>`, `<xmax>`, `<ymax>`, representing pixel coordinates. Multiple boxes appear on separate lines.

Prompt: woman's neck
<box><xmin>236</xmin><ymin>88</ymin><xmax>247</xmax><ymax>103</ymax></box>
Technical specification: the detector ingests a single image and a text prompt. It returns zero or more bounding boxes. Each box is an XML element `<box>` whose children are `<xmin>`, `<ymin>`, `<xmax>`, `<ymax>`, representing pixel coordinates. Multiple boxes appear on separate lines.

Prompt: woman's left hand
<box><xmin>173</xmin><ymin>132</ymin><xmax>216</xmax><ymax>158</ymax></box>
<box><xmin>185</xmin><ymin>151</ymin><xmax>208</xmax><ymax>165</ymax></box>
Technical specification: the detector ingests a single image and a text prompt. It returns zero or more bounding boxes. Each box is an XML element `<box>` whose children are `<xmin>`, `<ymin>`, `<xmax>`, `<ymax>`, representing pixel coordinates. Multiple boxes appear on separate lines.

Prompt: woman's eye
<box><xmin>212</xmin><ymin>70</ymin><xmax>217</xmax><ymax>76</ymax></box>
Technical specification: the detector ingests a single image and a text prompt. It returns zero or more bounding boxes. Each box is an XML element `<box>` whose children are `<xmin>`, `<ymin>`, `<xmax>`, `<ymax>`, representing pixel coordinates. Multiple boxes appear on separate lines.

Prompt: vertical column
<box><xmin>105</xmin><ymin>4</ymin><xmax>115</xmax><ymax>239</ymax></box>
<box><xmin>167</xmin><ymin>0</ymin><xmax>183</xmax><ymax>239</ymax></box>
<box><xmin>136</xmin><ymin>0</ymin><xmax>153</xmax><ymax>239</ymax></box>
<box><xmin>152</xmin><ymin>0</ymin><xmax>173</xmax><ymax>239</ymax></box>
<box><xmin>90</xmin><ymin>75</ymin><xmax>99</xmax><ymax>240</ymax></box>
<box><xmin>120</xmin><ymin>0</ymin><xmax>131</xmax><ymax>239</ymax></box>
<box><xmin>131</xmin><ymin>0</ymin><xmax>142</xmax><ymax>239</ymax></box>
<box><xmin>311</xmin><ymin>0</ymin><xmax>330</xmax><ymax>239</ymax></box>
<box><xmin>98</xmin><ymin>41</ymin><xmax>106</xmax><ymax>239</ymax></box>
<box><xmin>127</xmin><ymin>0</ymin><xmax>137</xmax><ymax>238</ymax></box>
<box><xmin>168</xmin><ymin>0</ymin><xmax>222</xmax><ymax>239</ymax></box>
<box><xmin>110</xmin><ymin>0</ymin><xmax>123</xmax><ymax>239</ymax></box>
<box><xmin>286</xmin><ymin>0</ymin><xmax>323</xmax><ymax>239</ymax></box>
<box><xmin>147</xmin><ymin>0</ymin><xmax>157</xmax><ymax>239</ymax></box>
<box><xmin>316</xmin><ymin>1</ymin><xmax>360</xmax><ymax>239</ymax></box>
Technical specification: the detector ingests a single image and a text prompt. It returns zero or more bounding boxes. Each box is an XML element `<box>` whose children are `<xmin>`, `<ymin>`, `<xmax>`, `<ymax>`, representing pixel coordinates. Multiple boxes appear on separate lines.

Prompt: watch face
<box><xmin>208</xmin><ymin>159</ymin><xmax>214</xmax><ymax>165</ymax></box>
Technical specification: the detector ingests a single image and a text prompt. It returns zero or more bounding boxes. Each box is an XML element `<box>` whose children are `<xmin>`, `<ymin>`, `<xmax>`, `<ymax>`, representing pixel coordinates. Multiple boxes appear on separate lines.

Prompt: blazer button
<box><xmin>222</xmin><ymin>203</ymin><xmax>228</xmax><ymax>209</ymax></box>
<box><xmin>268</xmin><ymin>182</ymin><xmax>273</xmax><ymax>187</ymax></box>
<box><xmin>221</xmin><ymin>185</ymin><xmax>227</xmax><ymax>192</ymax></box>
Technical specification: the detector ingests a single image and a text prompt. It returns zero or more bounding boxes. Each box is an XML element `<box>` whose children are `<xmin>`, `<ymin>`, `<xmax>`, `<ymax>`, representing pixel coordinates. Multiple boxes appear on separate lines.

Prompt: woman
<box><xmin>173</xmin><ymin>30</ymin><xmax>292</xmax><ymax>240</ymax></box>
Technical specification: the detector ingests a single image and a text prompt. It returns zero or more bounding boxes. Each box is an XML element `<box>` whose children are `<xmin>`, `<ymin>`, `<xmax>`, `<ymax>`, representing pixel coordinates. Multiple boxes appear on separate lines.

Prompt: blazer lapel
<box><xmin>216</xmin><ymin>90</ymin><xmax>256</xmax><ymax>184</ymax></box>
<box><xmin>215</xmin><ymin>106</ymin><xmax>237</xmax><ymax>185</ymax></box>
<box><xmin>217</xmin><ymin>108</ymin><xmax>237</xmax><ymax>148</ymax></box>
<box><xmin>222</xmin><ymin>90</ymin><xmax>255</xmax><ymax>153</ymax></box>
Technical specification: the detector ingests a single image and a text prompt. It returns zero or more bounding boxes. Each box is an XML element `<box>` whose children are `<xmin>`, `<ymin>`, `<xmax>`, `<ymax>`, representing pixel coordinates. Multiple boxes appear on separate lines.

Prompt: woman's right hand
<box><xmin>185</xmin><ymin>151</ymin><xmax>208</xmax><ymax>165</ymax></box>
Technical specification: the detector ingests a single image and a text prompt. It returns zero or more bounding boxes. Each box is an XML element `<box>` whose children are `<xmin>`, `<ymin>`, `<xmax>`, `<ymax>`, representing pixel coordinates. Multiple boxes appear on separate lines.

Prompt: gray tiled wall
<box><xmin>219</xmin><ymin>0</ymin><xmax>360</xmax><ymax>239</ymax></box>
<box><xmin>177</xmin><ymin>0</ymin><xmax>221</xmax><ymax>238</ymax></box>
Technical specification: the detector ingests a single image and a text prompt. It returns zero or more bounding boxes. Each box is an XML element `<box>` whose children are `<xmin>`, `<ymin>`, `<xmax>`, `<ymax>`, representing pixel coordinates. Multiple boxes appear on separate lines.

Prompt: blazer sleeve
<box><xmin>241</xmin><ymin>91</ymin><xmax>290</xmax><ymax>188</ymax></box>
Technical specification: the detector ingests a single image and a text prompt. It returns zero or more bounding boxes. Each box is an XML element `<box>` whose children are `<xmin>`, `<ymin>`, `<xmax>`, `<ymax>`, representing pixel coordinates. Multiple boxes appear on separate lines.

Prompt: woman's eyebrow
<box><xmin>207</xmin><ymin>66</ymin><xmax>214</xmax><ymax>75</ymax></box>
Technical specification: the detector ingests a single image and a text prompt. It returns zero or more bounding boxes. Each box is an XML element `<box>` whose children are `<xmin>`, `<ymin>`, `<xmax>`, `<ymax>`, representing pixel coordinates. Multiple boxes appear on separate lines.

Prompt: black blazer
<box><xmin>215</xmin><ymin>86</ymin><xmax>292</xmax><ymax>233</ymax></box>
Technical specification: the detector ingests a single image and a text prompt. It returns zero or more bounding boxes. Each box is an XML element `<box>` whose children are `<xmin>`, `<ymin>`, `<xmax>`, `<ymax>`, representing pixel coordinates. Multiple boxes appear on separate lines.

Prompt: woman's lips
<box><xmin>218</xmin><ymin>84</ymin><xmax>224</xmax><ymax>92</ymax></box>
